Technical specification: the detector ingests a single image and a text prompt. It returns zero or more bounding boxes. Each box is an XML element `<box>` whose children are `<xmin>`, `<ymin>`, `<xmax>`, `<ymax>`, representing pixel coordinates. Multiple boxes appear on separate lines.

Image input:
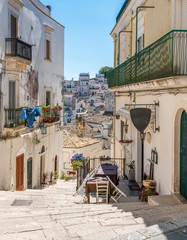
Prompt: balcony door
<box><xmin>11</xmin><ymin>15</ymin><xmax>17</xmax><ymax>55</ymax></box>
<box><xmin>11</xmin><ymin>15</ymin><xmax>17</xmax><ymax>38</ymax></box>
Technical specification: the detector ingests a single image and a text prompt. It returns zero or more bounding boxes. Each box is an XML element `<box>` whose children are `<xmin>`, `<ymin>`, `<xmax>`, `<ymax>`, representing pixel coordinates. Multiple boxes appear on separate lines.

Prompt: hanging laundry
<box><xmin>20</xmin><ymin>107</ymin><xmax>41</xmax><ymax>127</ymax></box>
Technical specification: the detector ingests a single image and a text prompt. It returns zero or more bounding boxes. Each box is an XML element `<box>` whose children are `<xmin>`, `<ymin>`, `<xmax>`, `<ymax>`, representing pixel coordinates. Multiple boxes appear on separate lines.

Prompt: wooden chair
<box><xmin>96</xmin><ymin>181</ymin><xmax>109</xmax><ymax>204</ymax></box>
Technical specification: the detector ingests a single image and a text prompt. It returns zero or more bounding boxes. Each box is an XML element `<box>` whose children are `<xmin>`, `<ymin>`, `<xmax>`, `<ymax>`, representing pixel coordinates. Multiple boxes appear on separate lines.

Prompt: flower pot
<box><xmin>124</xmin><ymin>143</ymin><xmax>129</xmax><ymax>147</ymax></box>
<box><xmin>44</xmin><ymin>108</ymin><xmax>50</xmax><ymax>112</ymax></box>
<box><xmin>128</xmin><ymin>169</ymin><xmax>135</xmax><ymax>181</ymax></box>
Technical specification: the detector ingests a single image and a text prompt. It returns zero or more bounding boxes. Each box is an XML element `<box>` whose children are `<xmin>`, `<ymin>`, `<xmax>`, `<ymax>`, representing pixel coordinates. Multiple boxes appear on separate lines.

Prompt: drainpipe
<box><xmin>118</xmin><ymin>31</ymin><xmax>132</xmax><ymax>65</ymax></box>
<box><xmin>136</xmin><ymin>6</ymin><xmax>155</xmax><ymax>54</ymax></box>
<box><xmin>113</xmin><ymin>92</ymin><xmax>116</xmax><ymax>158</ymax></box>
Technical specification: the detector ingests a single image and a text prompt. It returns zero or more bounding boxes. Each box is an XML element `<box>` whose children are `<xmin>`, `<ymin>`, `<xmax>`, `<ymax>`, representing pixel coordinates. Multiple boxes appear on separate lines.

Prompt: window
<box><xmin>46</xmin><ymin>91</ymin><xmax>51</xmax><ymax>106</ymax></box>
<box><xmin>11</xmin><ymin>15</ymin><xmax>17</xmax><ymax>38</ymax></box>
<box><xmin>9</xmin><ymin>81</ymin><xmax>16</xmax><ymax>109</ymax></box>
<box><xmin>46</xmin><ymin>40</ymin><xmax>50</xmax><ymax>60</ymax></box>
<box><xmin>137</xmin><ymin>34</ymin><xmax>144</xmax><ymax>52</ymax></box>
<box><xmin>121</xmin><ymin>120</ymin><xmax>124</xmax><ymax>140</ymax></box>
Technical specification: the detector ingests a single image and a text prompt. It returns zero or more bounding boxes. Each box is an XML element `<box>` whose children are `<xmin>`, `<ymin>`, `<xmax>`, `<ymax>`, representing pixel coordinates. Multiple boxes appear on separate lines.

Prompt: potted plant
<box><xmin>60</xmin><ymin>171</ymin><xmax>66</xmax><ymax>180</ymax></box>
<box><xmin>71</xmin><ymin>153</ymin><xmax>88</xmax><ymax>171</ymax></box>
<box><xmin>139</xmin><ymin>186</ymin><xmax>159</xmax><ymax>202</ymax></box>
<box><xmin>42</xmin><ymin>105</ymin><xmax>50</xmax><ymax>112</ymax></box>
<box><xmin>119</xmin><ymin>139</ymin><xmax>133</xmax><ymax>146</ymax></box>
<box><xmin>127</xmin><ymin>160</ymin><xmax>135</xmax><ymax>181</ymax></box>
<box><xmin>53</xmin><ymin>171</ymin><xmax>59</xmax><ymax>184</ymax></box>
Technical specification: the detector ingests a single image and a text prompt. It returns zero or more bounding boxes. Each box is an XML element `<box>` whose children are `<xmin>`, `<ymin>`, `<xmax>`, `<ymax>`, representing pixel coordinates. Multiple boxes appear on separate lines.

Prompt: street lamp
<box><xmin>136</xmin><ymin>6</ymin><xmax>155</xmax><ymax>54</ymax></box>
<box><xmin>130</xmin><ymin>108</ymin><xmax>151</xmax><ymax>181</ymax></box>
<box><xmin>118</xmin><ymin>30</ymin><xmax>132</xmax><ymax>65</ymax></box>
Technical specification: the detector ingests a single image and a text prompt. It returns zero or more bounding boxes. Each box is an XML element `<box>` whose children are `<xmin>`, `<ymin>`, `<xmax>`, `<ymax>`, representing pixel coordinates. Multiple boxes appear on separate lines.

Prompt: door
<box><xmin>27</xmin><ymin>158</ymin><xmax>32</xmax><ymax>189</ymax></box>
<box><xmin>11</xmin><ymin>15</ymin><xmax>17</xmax><ymax>55</ymax></box>
<box><xmin>180</xmin><ymin>111</ymin><xmax>187</xmax><ymax>199</ymax></box>
<box><xmin>54</xmin><ymin>155</ymin><xmax>58</xmax><ymax>172</ymax></box>
<box><xmin>16</xmin><ymin>154</ymin><xmax>24</xmax><ymax>191</ymax></box>
<box><xmin>40</xmin><ymin>155</ymin><xmax>45</xmax><ymax>185</ymax></box>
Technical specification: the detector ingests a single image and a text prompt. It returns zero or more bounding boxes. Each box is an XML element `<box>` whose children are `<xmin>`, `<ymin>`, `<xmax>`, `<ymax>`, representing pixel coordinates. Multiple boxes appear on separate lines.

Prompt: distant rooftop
<box><xmin>79</xmin><ymin>73</ymin><xmax>89</xmax><ymax>76</ymax></box>
<box><xmin>63</xmin><ymin>133</ymin><xmax>99</xmax><ymax>148</ymax></box>
<box><xmin>116</xmin><ymin>0</ymin><xmax>130</xmax><ymax>22</ymax></box>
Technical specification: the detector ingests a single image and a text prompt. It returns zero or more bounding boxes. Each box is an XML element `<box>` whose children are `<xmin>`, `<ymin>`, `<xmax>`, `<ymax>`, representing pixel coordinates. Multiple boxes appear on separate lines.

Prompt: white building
<box><xmin>108</xmin><ymin>0</ymin><xmax>187</xmax><ymax>198</ymax></box>
<box><xmin>0</xmin><ymin>0</ymin><xmax>64</xmax><ymax>190</ymax></box>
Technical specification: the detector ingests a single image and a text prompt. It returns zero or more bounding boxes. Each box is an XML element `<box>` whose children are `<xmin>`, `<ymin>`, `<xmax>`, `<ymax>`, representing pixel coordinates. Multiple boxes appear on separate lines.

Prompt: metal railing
<box><xmin>5</xmin><ymin>38</ymin><xmax>32</xmax><ymax>61</ymax></box>
<box><xmin>4</xmin><ymin>108</ymin><xmax>25</xmax><ymax>128</ymax></box>
<box><xmin>76</xmin><ymin>158</ymin><xmax>125</xmax><ymax>190</ymax></box>
<box><xmin>107</xmin><ymin>30</ymin><xmax>187</xmax><ymax>88</ymax></box>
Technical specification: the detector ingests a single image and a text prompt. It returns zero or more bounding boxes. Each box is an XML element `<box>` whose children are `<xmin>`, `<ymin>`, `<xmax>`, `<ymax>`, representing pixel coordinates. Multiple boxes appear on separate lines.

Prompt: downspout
<box><xmin>113</xmin><ymin>92</ymin><xmax>116</xmax><ymax>158</ymax></box>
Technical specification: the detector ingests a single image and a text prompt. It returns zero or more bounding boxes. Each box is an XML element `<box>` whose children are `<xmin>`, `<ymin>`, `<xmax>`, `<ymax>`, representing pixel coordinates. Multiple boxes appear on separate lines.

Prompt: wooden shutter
<box><xmin>46</xmin><ymin>40</ymin><xmax>50</xmax><ymax>60</ymax></box>
<box><xmin>121</xmin><ymin>121</ymin><xmax>124</xmax><ymax>140</ymax></box>
<box><xmin>11</xmin><ymin>15</ymin><xmax>17</xmax><ymax>38</ymax></box>
<box><xmin>9</xmin><ymin>81</ymin><xmax>15</xmax><ymax>109</ymax></box>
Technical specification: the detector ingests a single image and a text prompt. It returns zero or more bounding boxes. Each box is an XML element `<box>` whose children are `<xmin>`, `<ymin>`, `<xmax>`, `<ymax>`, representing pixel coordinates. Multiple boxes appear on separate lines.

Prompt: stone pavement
<box><xmin>0</xmin><ymin>180</ymin><xmax>187</xmax><ymax>240</ymax></box>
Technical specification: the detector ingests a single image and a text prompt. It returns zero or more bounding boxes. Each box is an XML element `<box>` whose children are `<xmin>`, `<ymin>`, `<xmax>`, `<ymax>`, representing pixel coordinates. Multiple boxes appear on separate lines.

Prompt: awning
<box><xmin>118</xmin><ymin>108</ymin><xmax>130</xmax><ymax>119</ymax></box>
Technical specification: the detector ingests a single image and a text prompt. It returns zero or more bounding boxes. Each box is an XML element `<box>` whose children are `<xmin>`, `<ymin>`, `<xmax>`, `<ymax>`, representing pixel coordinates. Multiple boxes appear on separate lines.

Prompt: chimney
<box><xmin>76</xmin><ymin>115</ymin><xmax>85</xmax><ymax>138</ymax></box>
<box><xmin>46</xmin><ymin>5</ymin><xmax>51</xmax><ymax>16</ymax></box>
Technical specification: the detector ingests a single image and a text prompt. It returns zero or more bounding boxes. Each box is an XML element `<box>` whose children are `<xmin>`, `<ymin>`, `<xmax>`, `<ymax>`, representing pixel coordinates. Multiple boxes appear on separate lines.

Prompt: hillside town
<box><xmin>0</xmin><ymin>0</ymin><xmax>187</xmax><ymax>239</ymax></box>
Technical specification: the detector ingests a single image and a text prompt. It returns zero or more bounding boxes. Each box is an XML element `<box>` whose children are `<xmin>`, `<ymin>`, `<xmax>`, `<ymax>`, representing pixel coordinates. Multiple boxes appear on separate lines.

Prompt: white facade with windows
<box><xmin>0</xmin><ymin>0</ymin><xmax>64</xmax><ymax>190</ymax></box>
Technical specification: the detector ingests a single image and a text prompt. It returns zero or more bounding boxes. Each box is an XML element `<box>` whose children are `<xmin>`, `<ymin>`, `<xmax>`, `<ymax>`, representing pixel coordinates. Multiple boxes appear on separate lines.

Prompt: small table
<box><xmin>86</xmin><ymin>180</ymin><xmax>111</xmax><ymax>203</ymax></box>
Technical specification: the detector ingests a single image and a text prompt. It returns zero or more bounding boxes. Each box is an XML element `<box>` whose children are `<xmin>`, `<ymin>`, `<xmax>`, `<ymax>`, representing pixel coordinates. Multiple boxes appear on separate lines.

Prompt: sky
<box><xmin>41</xmin><ymin>0</ymin><xmax>125</xmax><ymax>80</ymax></box>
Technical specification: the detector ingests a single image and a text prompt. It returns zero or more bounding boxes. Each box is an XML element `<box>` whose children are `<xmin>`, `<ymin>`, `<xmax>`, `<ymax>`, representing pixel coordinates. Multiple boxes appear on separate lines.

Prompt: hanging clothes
<box><xmin>20</xmin><ymin>107</ymin><xmax>41</xmax><ymax>127</ymax></box>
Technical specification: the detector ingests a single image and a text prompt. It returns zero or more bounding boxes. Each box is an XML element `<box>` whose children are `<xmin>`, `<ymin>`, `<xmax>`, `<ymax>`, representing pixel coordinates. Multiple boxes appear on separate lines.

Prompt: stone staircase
<box><xmin>0</xmin><ymin>180</ymin><xmax>187</xmax><ymax>240</ymax></box>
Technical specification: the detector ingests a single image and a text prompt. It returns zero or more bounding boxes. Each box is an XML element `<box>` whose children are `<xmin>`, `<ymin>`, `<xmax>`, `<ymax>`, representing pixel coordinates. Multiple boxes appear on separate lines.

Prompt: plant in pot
<box><xmin>71</xmin><ymin>153</ymin><xmax>88</xmax><ymax>171</ymax></box>
<box><xmin>42</xmin><ymin>105</ymin><xmax>50</xmax><ymax>112</ymax></box>
<box><xmin>53</xmin><ymin>171</ymin><xmax>59</xmax><ymax>184</ymax></box>
<box><xmin>127</xmin><ymin>160</ymin><xmax>135</xmax><ymax>181</ymax></box>
<box><xmin>119</xmin><ymin>139</ymin><xmax>133</xmax><ymax>146</ymax></box>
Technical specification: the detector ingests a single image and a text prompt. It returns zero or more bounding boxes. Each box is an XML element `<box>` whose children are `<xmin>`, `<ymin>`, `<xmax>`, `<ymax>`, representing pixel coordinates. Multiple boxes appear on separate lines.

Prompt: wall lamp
<box><xmin>136</xmin><ymin>6</ymin><xmax>155</xmax><ymax>54</ymax></box>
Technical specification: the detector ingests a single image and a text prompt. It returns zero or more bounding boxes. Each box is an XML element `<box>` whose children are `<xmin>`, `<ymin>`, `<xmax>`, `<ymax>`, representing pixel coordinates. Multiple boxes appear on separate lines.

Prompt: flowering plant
<box><xmin>139</xmin><ymin>187</ymin><xmax>159</xmax><ymax>201</ymax></box>
<box><xmin>71</xmin><ymin>153</ymin><xmax>88</xmax><ymax>170</ymax></box>
<box><xmin>119</xmin><ymin>139</ymin><xmax>133</xmax><ymax>143</ymax></box>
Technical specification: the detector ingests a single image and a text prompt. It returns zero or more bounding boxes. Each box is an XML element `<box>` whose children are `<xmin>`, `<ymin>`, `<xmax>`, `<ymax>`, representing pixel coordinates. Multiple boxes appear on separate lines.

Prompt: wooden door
<box><xmin>54</xmin><ymin>155</ymin><xmax>58</xmax><ymax>172</ymax></box>
<box><xmin>16</xmin><ymin>154</ymin><xmax>24</xmax><ymax>191</ymax></box>
<box><xmin>27</xmin><ymin>158</ymin><xmax>32</xmax><ymax>189</ymax></box>
<box><xmin>180</xmin><ymin>111</ymin><xmax>187</xmax><ymax>199</ymax></box>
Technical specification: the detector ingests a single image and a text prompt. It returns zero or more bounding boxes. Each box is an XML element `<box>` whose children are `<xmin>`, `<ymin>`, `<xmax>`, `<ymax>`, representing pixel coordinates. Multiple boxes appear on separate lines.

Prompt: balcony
<box><xmin>107</xmin><ymin>30</ymin><xmax>187</xmax><ymax>88</ymax></box>
<box><xmin>5</xmin><ymin>38</ymin><xmax>32</xmax><ymax>61</ymax></box>
<box><xmin>4</xmin><ymin>108</ymin><xmax>25</xmax><ymax>128</ymax></box>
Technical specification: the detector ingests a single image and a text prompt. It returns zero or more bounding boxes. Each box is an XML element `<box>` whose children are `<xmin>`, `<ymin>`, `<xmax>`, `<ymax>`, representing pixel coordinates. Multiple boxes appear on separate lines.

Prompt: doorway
<box><xmin>40</xmin><ymin>155</ymin><xmax>45</xmax><ymax>185</ymax></box>
<box><xmin>54</xmin><ymin>155</ymin><xmax>58</xmax><ymax>172</ymax></box>
<box><xmin>27</xmin><ymin>158</ymin><xmax>32</xmax><ymax>189</ymax></box>
<box><xmin>180</xmin><ymin>111</ymin><xmax>187</xmax><ymax>199</ymax></box>
<box><xmin>16</xmin><ymin>154</ymin><xmax>24</xmax><ymax>191</ymax></box>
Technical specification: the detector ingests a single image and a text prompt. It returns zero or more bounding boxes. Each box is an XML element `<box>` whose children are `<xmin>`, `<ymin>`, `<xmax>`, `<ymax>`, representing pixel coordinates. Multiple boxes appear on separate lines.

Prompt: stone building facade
<box><xmin>0</xmin><ymin>0</ymin><xmax>64</xmax><ymax>190</ymax></box>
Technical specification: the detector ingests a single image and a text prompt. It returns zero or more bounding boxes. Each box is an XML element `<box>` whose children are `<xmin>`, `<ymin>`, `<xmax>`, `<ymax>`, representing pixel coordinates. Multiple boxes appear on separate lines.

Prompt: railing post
<box><xmin>76</xmin><ymin>167</ymin><xmax>80</xmax><ymax>190</ymax></box>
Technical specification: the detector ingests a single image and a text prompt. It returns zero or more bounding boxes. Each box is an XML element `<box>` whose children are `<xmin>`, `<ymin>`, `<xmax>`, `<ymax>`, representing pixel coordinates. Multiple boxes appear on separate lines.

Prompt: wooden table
<box><xmin>86</xmin><ymin>181</ymin><xmax>111</xmax><ymax>203</ymax></box>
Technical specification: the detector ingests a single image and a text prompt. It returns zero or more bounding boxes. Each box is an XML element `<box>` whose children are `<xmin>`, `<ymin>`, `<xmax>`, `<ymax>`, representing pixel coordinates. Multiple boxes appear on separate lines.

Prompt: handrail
<box><xmin>107</xmin><ymin>30</ymin><xmax>187</xmax><ymax>88</ymax></box>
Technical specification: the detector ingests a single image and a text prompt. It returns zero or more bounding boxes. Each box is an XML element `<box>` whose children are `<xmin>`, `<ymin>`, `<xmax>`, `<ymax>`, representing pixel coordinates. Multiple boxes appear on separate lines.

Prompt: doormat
<box><xmin>128</xmin><ymin>185</ymin><xmax>140</xmax><ymax>191</ymax></box>
<box><xmin>11</xmin><ymin>199</ymin><xmax>32</xmax><ymax>206</ymax></box>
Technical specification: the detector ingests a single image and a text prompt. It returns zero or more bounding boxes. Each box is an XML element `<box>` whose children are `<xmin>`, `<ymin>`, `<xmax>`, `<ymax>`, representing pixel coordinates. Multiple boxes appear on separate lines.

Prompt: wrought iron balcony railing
<box><xmin>4</xmin><ymin>108</ymin><xmax>25</xmax><ymax>128</ymax></box>
<box><xmin>5</xmin><ymin>38</ymin><xmax>32</xmax><ymax>61</ymax></box>
<box><xmin>107</xmin><ymin>30</ymin><xmax>187</xmax><ymax>88</ymax></box>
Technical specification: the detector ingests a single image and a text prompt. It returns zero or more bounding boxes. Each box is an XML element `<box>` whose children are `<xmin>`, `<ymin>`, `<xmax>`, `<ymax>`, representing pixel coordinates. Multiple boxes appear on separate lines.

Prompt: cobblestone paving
<box><xmin>0</xmin><ymin>180</ymin><xmax>187</xmax><ymax>240</ymax></box>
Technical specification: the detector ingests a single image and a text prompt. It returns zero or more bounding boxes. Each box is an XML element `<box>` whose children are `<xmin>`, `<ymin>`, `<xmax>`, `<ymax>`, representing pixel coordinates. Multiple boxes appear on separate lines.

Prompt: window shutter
<box><xmin>9</xmin><ymin>81</ymin><xmax>15</xmax><ymax>109</ymax></box>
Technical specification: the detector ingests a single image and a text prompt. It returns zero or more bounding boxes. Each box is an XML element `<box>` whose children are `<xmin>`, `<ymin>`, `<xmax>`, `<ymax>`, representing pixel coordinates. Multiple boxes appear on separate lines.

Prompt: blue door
<box><xmin>180</xmin><ymin>111</ymin><xmax>187</xmax><ymax>199</ymax></box>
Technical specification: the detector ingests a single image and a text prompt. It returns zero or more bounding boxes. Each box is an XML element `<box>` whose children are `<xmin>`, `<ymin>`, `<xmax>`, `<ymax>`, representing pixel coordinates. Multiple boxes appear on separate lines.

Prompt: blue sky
<box><xmin>41</xmin><ymin>0</ymin><xmax>124</xmax><ymax>80</ymax></box>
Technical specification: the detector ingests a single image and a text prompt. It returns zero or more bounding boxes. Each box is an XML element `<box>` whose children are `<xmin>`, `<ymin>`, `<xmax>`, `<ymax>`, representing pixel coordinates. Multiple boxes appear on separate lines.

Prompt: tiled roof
<box><xmin>63</xmin><ymin>133</ymin><xmax>99</xmax><ymax>148</ymax></box>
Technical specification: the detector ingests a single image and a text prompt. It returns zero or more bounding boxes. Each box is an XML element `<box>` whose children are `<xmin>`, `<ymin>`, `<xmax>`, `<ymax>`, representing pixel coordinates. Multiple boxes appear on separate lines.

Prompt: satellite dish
<box><xmin>130</xmin><ymin>108</ymin><xmax>151</xmax><ymax>132</ymax></box>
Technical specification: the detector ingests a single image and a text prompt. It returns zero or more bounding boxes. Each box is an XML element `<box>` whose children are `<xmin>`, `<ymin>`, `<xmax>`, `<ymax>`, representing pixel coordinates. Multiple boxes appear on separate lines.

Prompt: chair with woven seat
<box><xmin>96</xmin><ymin>181</ymin><xmax>109</xmax><ymax>204</ymax></box>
